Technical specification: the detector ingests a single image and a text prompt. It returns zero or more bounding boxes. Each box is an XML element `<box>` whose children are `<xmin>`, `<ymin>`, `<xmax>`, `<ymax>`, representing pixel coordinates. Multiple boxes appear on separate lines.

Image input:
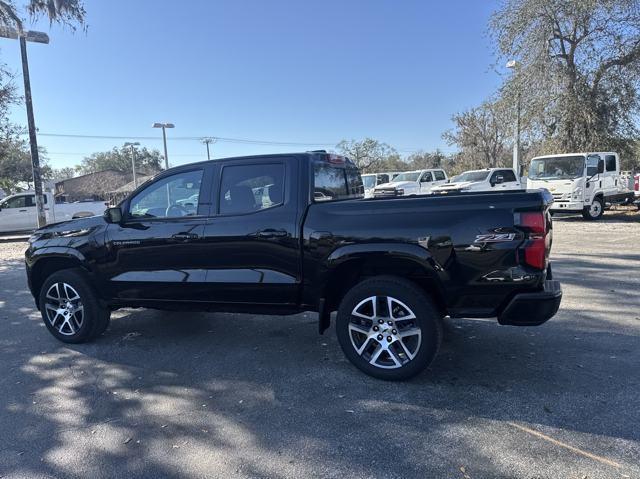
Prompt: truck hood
<box><xmin>375</xmin><ymin>180</ymin><xmax>418</xmax><ymax>190</ymax></box>
<box><xmin>432</xmin><ymin>181</ymin><xmax>477</xmax><ymax>191</ymax></box>
<box><xmin>30</xmin><ymin>214</ymin><xmax>107</xmax><ymax>241</ymax></box>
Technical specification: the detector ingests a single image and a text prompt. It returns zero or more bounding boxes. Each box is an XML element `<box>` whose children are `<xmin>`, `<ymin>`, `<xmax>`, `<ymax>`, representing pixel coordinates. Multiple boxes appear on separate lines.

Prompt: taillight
<box><xmin>518</xmin><ymin>211</ymin><xmax>549</xmax><ymax>270</ymax></box>
<box><xmin>634</xmin><ymin>175</ymin><xmax>639</xmax><ymax>191</ymax></box>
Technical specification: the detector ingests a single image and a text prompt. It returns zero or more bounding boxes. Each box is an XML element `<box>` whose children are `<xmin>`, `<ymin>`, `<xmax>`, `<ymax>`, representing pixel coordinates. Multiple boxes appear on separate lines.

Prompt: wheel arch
<box><xmin>29</xmin><ymin>249</ymin><xmax>91</xmax><ymax>303</ymax></box>
<box><xmin>319</xmin><ymin>243</ymin><xmax>447</xmax><ymax>332</ymax></box>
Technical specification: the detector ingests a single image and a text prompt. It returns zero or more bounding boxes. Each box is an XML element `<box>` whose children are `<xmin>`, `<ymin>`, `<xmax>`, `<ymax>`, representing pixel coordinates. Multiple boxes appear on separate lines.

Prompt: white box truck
<box><xmin>527</xmin><ymin>152</ymin><xmax>634</xmax><ymax>220</ymax></box>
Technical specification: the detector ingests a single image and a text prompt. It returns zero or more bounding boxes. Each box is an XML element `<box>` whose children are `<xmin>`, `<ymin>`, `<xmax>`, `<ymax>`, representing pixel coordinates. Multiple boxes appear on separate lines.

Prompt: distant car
<box><xmin>0</xmin><ymin>191</ymin><xmax>106</xmax><ymax>233</ymax></box>
<box><xmin>362</xmin><ymin>172</ymin><xmax>396</xmax><ymax>198</ymax></box>
<box><xmin>431</xmin><ymin>168</ymin><xmax>522</xmax><ymax>194</ymax></box>
<box><xmin>373</xmin><ymin>169</ymin><xmax>448</xmax><ymax>197</ymax></box>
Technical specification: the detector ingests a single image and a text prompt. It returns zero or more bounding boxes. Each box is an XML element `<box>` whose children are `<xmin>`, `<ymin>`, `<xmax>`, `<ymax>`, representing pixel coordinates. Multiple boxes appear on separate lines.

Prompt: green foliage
<box><xmin>336</xmin><ymin>138</ymin><xmax>398</xmax><ymax>173</ymax></box>
<box><xmin>0</xmin><ymin>0</ymin><xmax>86</xmax><ymax>31</ymax></box>
<box><xmin>490</xmin><ymin>0</ymin><xmax>640</xmax><ymax>168</ymax></box>
<box><xmin>77</xmin><ymin>146</ymin><xmax>163</xmax><ymax>175</ymax></box>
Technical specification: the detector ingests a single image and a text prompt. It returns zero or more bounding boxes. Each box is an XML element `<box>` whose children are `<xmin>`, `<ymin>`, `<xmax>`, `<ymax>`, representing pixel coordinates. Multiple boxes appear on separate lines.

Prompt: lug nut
<box><xmin>387</xmin><ymin>321</ymin><xmax>393</xmax><ymax>326</ymax></box>
<box><xmin>378</xmin><ymin>319</ymin><xmax>384</xmax><ymax>324</ymax></box>
<box><xmin>387</xmin><ymin>336</ymin><xmax>392</xmax><ymax>342</ymax></box>
<box><xmin>377</xmin><ymin>334</ymin><xmax>383</xmax><ymax>341</ymax></box>
<box><xmin>373</xmin><ymin>326</ymin><xmax>379</xmax><ymax>332</ymax></box>
<box><xmin>392</xmin><ymin>329</ymin><xmax>397</xmax><ymax>335</ymax></box>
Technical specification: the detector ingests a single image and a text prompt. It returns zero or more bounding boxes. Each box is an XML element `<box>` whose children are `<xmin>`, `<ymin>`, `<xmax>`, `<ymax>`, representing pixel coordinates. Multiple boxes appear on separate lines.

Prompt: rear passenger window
<box><xmin>313</xmin><ymin>163</ymin><xmax>348</xmax><ymax>201</ymax></box>
<box><xmin>434</xmin><ymin>171</ymin><xmax>445</xmax><ymax>181</ymax></box>
<box><xmin>501</xmin><ymin>170</ymin><xmax>517</xmax><ymax>182</ymax></box>
<box><xmin>605</xmin><ymin>155</ymin><xmax>616</xmax><ymax>172</ymax></box>
<box><xmin>219</xmin><ymin>163</ymin><xmax>285</xmax><ymax>215</ymax></box>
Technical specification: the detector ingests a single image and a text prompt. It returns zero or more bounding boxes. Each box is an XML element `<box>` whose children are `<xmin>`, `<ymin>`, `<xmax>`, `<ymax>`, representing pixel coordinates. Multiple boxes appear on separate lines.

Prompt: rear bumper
<box><xmin>497</xmin><ymin>280</ymin><xmax>562</xmax><ymax>326</ymax></box>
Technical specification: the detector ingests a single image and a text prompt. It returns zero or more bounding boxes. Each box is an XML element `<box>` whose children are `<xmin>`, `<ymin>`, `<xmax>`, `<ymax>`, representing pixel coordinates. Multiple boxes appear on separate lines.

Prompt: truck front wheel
<box><xmin>582</xmin><ymin>197</ymin><xmax>604</xmax><ymax>220</ymax></box>
<box><xmin>336</xmin><ymin>276</ymin><xmax>442</xmax><ymax>380</ymax></box>
<box><xmin>38</xmin><ymin>268</ymin><xmax>110</xmax><ymax>343</ymax></box>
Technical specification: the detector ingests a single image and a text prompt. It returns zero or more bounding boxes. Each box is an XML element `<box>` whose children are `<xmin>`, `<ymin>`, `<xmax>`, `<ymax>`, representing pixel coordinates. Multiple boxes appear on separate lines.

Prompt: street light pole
<box><xmin>201</xmin><ymin>137</ymin><xmax>215</xmax><ymax>160</ymax></box>
<box><xmin>506</xmin><ymin>60</ymin><xmax>521</xmax><ymax>177</ymax></box>
<box><xmin>124</xmin><ymin>142</ymin><xmax>140</xmax><ymax>188</ymax></box>
<box><xmin>152</xmin><ymin>122</ymin><xmax>174</xmax><ymax>169</ymax></box>
<box><xmin>0</xmin><ymin>27</ymin><xmax>50</xmax><ymax>228</ymax></box>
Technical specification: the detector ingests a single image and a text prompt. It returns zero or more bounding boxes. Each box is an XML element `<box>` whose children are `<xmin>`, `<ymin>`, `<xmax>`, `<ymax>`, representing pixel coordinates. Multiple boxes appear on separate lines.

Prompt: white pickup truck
<box><xmin>372</xmin><ymin>169</ymin><xmax>448</xmax><ymax>197</ymax></box>
<box><xmin>527</xmin><ymin>152</ymin><xmax>634</xmax><ymax>220</ymax></box>
<box><xmin>431</xmin><ymin>168</ymin><xmax>522</xmax><ymax>194</ymax></box>
<box><xmin>0</xmin><ymin>191</ymin><xmax>106</xmax><ymax>233</ymax></box>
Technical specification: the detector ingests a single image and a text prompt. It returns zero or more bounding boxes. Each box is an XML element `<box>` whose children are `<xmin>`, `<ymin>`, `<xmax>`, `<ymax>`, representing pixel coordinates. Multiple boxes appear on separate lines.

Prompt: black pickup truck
<box><xmin>25</xmin><ymin>152</ymin><xmax>561</xmax><ymax>380</ymax></box>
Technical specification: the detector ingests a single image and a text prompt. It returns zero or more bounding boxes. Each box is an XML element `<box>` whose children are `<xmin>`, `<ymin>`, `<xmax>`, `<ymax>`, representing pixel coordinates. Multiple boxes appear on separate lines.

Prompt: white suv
<box><xmin>373</xmin><ymin>169</ymin><xmax>448</xmax><ymax>198</ymax></box>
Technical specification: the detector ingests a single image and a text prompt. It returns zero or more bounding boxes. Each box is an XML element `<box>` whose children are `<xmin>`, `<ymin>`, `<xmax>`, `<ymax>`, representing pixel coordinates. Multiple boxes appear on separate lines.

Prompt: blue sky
<box><xmin>1</xmin><ymin>0</ymin><xmax>504</xmax><ymax>169</ymax></box>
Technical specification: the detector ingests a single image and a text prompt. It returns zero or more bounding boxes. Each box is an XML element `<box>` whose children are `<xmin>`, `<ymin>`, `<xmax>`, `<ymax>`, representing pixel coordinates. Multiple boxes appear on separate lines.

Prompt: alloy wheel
<box><xmin>348</xmin><ymin>295</ymin><xmax>422</xmax><ymax>369</ymax></box>
<box><xmin>44</xmin><ymin>282</ymin><xmax>84</xmax><ymax>336</ymax></box>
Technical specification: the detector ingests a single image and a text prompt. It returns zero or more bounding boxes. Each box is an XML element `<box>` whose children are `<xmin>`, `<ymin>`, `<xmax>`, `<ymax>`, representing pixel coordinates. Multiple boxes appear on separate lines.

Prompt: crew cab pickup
<box><xmin>373</xmin><ymin>169</ymin><xmax>448</xmax><ymax>197</ymax></box>
<box><xmin>25</xmin><ymin>152</ymin><xmax>561</xmax><ymax>380</ymax></box>
<box><xmin>0</xmin><ymin>191</ymin><xmax>106</xmax><ymax>233</ymax></box>
<box><xmin>431</xmin><ymin>168</ymin><xmax>522</xmax><ymax>194</ymax></box>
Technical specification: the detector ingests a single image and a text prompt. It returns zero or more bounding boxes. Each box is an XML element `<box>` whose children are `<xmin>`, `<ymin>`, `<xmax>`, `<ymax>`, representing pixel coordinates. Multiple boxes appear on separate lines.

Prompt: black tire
<box><xmin>336</xmin><ymin>276</ymin><xmax>442</xmax><ymax>380</ymax></box>
<box><xmin>582</xmin><ymin>196</ymin><xmax>604</xmax><ymax>220</ymax></box>
<box><xmin>38</xmin><ymin>268</ymin><xmax>110</xmax><ymax>343</ymax></box>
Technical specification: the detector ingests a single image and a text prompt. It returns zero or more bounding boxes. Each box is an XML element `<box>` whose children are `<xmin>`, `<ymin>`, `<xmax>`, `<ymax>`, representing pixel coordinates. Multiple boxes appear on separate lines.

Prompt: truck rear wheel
<box><xmin>582</xmin><ymin>197</ymin><xmax>604</xmax><ymax>220</ymax></box>
<box><xmin>38</xmin><ymin>268</ymin><xmax>110</xmax><ymax>343</ymax></box>
<box><xmin>336</xmin><ymin>276</ymin><xmax>442</xmax><ymax>380</ymax></box>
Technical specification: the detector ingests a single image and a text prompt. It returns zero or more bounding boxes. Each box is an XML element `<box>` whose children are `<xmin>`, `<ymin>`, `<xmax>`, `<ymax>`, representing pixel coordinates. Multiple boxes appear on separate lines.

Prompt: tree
<box><xmin>336</xmin><ymin>138</ymin><xmax>397</xmax><ymax>173</ymax></box>
<box><xmin>406</xmin><ymin>150</ymin><xmax>448</xmax><ymax>170</ymax></box>
<box><xmin>491</xmin><ymin>0</ymin><xmax>640</xmax><ymax>167</ymax></box>
<box><xmin>52</xmin><ymin>166</ymin><xmax>75</xmax><ymax>180</ymax></box>
<box><xmin>77</xmin><ymin>146</ymin><xmax>164</xmax><ymax>175</ymax></box>
<box><xmin>0</xmin><ymin>1</ymin><xmax>85</xmax><ymax>31</ymax></box>
<box><xmin>443</xmin><ymin>101</ymin><xmax>511</xmax><ymax>171</ymax></box>
<box><xmin>0</xmin><ymin>138</ymin><xmax>51</xmax><ymax>191</ymax></box>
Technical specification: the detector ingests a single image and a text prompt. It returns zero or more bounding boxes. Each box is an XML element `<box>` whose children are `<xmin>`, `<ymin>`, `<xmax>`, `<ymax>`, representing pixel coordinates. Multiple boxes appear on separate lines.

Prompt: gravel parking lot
<box><xmin>0</xmin><ymin>209</ymin><xmax>639</xmax><ymax>479</ymax></box>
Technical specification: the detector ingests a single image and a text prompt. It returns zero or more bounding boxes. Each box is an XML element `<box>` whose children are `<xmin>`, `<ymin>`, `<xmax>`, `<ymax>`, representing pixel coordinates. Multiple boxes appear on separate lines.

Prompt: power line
<box><xmin>36</xmin><ymin>132</ymin><xmax>337</xmax><ymax>147</ymax></box>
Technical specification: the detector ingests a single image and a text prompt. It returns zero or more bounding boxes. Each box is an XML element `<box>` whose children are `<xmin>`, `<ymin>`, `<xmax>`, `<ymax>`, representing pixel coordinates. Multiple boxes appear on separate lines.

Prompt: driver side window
<box><xmin>420</xmin><ymin>172</ymin><xmax>433</xmax><ymax>183</ymax></box>
<box><xmin>129</xmin><ymin>169</ymin><xmax>204</xmax><ymax>219</ymax></box>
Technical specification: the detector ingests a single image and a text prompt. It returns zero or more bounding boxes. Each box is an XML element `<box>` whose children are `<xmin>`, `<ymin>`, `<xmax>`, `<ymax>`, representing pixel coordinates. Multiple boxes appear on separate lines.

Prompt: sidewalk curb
<box><xmin>0</xmin><ymin>236</ymin><xmax>29</xmax><ymax>243</ymax></box>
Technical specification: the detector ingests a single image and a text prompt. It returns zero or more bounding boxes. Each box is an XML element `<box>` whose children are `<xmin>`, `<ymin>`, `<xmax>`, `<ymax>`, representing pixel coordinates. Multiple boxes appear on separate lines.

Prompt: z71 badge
<box><xmin>474</xmin><ymin>233</ymin><xmax>516</xmax><ymax>243</ymax></box>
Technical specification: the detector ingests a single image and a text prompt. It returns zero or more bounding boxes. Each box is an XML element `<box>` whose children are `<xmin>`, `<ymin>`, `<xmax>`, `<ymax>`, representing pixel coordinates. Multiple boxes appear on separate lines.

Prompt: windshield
<box><xmin>393</xmin><ymin>172</ymin><xmax>420</xmax><ymax>182</ymax></box>
<box><xmin>529</xmin><ymin>156</ymin><xmax>585</xmax><ymax>180</ymax></box>
<box><xmin>362</xmin><ymin>174</ymin><xmax>376</xmax><ymax>189</ymax></box>
<box><xmin>456</xmin><ymin>171</ymin><xmax>490</xmax><ymax>183</ymax></box>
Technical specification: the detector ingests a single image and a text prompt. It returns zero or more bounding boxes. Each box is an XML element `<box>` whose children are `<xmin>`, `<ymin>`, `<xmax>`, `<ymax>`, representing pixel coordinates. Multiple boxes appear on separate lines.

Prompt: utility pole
<box><xmin>201</xmin><ymin>137</ymin><xmax>215</xmax><ymax>160</ymax></box>
<box><xmin>124</xmin><ymin>142</ymin><xmax>140</xmax><ymax>188</ymax></box>
<box><xmin>506</xmin><ymin>60</ymin><xmax>521</xmax><ymax>177</ymax></box>
<box><xmin>152</xmin><ymin>122</ymin><xmax>174</xmax><ymax>169</ymax></box>
<box><xmin>0</xmin><ymin>27</ymin><xmax>50</xmax><ymax>228</ymax></box>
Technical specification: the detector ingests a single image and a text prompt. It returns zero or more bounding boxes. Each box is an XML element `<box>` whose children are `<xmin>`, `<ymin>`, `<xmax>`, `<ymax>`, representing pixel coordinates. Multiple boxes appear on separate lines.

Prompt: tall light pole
<box><xmin>201</xmin><ymin>137</ymin><xmax>215</xmax><ymax>160</ymax></box>
<box><xmin>152</xmin><ymin>122</ymin><xmax>174</xmax><ymax>169</ymax></box>
<box><xmin>124</xmin><ymin>142</ymin><xmax>140</xmax><ymax>188</ymax></box>
<box><xmin>506</xmin><ymin>60</ymin><xmax>521</xmax><ymax>177</ymax></box>
<box><xmin>0</xmin><ymin>26</ymin><xmax>50</xmax><ymax>227</ymax></box>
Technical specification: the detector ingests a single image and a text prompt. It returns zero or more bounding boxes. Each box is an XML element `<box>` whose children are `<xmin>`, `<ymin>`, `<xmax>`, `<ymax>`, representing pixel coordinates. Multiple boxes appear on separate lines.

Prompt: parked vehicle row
<box><xmin>372</xmin><ymin>169</ymin><xmax>448</xmax><ymax>197</ymax></box>
<box><xmin>25</xmin><ymin>151</ymin><xmax>561</xmax><ymax>380</ymax></box>
<box><xmin>0</xmin><ymin>191</ymin><xmax>107</xmax><ymax>233</ymax></box>
<box><xmin>431</xmin><ymin>168</ymin><xmax>522</xmax><ymax>194</ymax></box>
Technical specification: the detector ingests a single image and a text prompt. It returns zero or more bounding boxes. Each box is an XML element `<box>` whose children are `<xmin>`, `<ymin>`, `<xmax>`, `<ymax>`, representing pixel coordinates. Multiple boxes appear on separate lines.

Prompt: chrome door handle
<box><xmin>256</xmin><ymin>229</ymin><xmax>288</xmax><ymax>238</ymax></box>
<box><xmin>172</xmin><ymin>232</ymin><xmax>198</xmax><ymax>241</ymax></box>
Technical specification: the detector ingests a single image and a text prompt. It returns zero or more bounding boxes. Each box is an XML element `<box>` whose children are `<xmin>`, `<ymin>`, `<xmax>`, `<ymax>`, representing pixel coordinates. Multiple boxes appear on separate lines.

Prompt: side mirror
<box><xmin>104</xmin><ymin>207</ymin><xmax>123</xmax><ymax>224</ymax></box>
<box><xmin>597</xmin><ymin>160</ymin><xmax>604</xmax><ymax>174</ymax></box>
<box><xmin>492</xmin><ymin>175</ymin><xmax>504</xmax><ymax>186</ymax></box>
